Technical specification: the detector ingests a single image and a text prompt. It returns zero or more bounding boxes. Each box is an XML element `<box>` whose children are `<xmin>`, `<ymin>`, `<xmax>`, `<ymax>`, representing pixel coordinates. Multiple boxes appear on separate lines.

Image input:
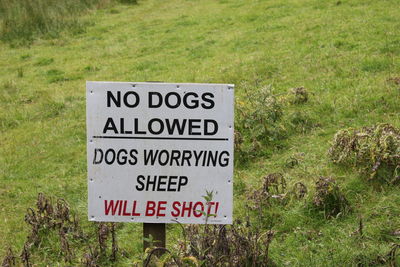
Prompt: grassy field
<box><xmin>0</xmin><ymin>0</ymin><xmax>399</xmax><ymax>265</ymax></box>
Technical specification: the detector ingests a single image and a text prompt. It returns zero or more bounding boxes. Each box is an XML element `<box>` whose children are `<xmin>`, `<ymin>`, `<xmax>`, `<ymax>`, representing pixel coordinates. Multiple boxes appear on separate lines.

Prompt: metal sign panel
<box><xmin>86</xmin><ymin>82</ymin><xmax>234</xmax><ymax>224</ymax></box>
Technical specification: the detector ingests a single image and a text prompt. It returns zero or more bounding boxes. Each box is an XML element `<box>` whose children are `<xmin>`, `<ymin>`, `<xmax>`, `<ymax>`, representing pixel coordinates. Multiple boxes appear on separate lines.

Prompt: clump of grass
<box><xmin>328</xmin><ymin>123</ymin><xmax>400</xmax><ymax>183</ymax></box>
<box><xmin>20</xmin><ymin>53</ymin><xmax>31</xmax><ymax>60</ymax></box>
<box><xmin>0</xmin><ymin>0</ymin><xmax>89</xmax><ymax>42</ymax></box>
<box><xmin>312</xmin><ymin>176</ymin><xmax>350</xmax><ymax>218</ymax></box>
<box><xmin>284</xmin><ymin>152</ymin><xmax>304</xmax><ymax>169</ymax></box>
<box><xmin>291</xmin><ymin>182</ymin><xmax>308</xmax><ymax>199</ymax></box>
<box><xmin>248</xmin><ymin>173</ymin><xmax>288</xmax><ymax>209</ymax></box>
<box><xmin>361</xmin><ymin>59</ymin><xmax>390</xmax><ymax>73</ymax></box>
<box><xmin>1</xmin><ymin>80</ymin><xmax>18</xmax><ymax>94</ymax></box>
<box><xmin>288</xmin><ymin>86</ymin><xmax>309</xmax><ymax>104</ymax></box>
<box><xmin>287</xmin><ymin>110</ymin><xmax>317</xmax><ymax>134</ymax></box>
<box><xmin>248</xmin><ymin>173</ymin><xmax>309</xmax><ymax>206</ymax></box>
<box><xmin>246</xmin><ymin>173</ymin><xmax>308</xmax><ymax>229</ymax></box>
<box><xmin>17</xmin><ymin>68</ymin><xmax>23</xmax><ymax>78</ymax></box>
<box><xmin>83</xmin><ymin>65</ymin><xmax>100</xmax><ymax>72</ymax></box>
<box><xmin>46</xmin><ymin>69</ymin><xmax>66</xmax><ymax>83</ymax></box>
<box><xmin>34</xmin><ymin>57</ymin><xmax>54</xmax><ymax>66</ymax></box>
<box><xmin>0</xmin><ymin>0</ymin><xmax>136</xmax><ymax>43</ymax></box>
<box><xmin>39</xmin><ymin>99</ymin><xmax>66</xmax><ymax>118</ymax></box>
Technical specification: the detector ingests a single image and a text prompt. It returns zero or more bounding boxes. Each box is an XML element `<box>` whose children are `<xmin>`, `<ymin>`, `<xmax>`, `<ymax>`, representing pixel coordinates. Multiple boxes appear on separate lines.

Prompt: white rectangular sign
<box><xmin>86</xmin><ymin>82</ymin><xmax>234</xmax><ymax>224</ymax></box>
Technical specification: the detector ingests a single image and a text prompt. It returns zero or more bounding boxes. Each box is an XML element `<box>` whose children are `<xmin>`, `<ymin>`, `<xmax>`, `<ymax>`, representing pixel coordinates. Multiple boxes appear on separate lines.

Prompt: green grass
<box><xmin>0</xmin><ymin>0</ymin><xmax>137</xmax><ymax>44</ymax></box>
<box><xmin>0</xmin><ymin>0</ymin><xmax>400</xmax><ymax>265</ymax></box>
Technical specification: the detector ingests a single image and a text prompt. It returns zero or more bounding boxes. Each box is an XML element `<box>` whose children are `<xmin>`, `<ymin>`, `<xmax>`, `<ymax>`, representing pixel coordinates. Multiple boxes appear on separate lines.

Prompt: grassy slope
<box><xmin>0</xmin><ymin>0</ymin><xmax>399</xmax><ymax>265</ymax></box>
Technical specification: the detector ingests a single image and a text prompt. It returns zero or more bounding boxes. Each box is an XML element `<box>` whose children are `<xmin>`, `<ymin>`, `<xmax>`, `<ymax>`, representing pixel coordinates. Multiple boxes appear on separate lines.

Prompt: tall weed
<box><xmin>235</xmin><ymin>85</ymin><xmax>285</xmax><ymax>162</ymax></box>
<box><xmin>328</xmin><ymin>123</ymin><xmax>400</xmax><ymax>183</ymax></box>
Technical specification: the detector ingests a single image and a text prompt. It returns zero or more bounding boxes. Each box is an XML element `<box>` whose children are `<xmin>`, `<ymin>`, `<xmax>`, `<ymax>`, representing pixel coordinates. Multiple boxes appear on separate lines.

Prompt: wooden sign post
<box><xmin>143</xmin><ymin>223</ymin><xmax>166</xmax><ymax>254</ymax></box>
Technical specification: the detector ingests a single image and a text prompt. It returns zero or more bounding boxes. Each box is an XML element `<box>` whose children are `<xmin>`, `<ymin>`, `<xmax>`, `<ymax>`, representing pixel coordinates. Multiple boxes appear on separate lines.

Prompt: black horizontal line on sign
<box><xmin>92</xmin><ymin>136</ymin><xmax>229</xmax><ymax>141</ymax></box>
